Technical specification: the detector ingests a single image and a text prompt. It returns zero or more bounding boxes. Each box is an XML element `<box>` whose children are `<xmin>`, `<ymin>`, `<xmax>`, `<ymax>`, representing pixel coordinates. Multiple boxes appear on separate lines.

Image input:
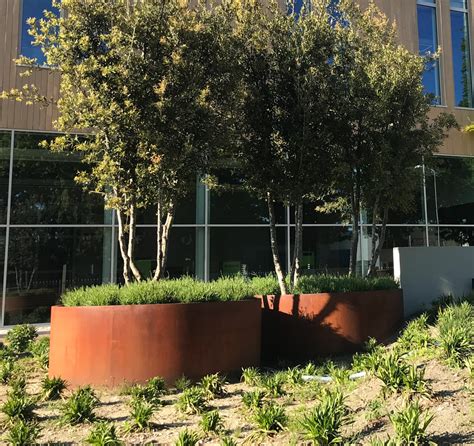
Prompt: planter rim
<box><xmin>53</xmin><ymin>298</ymin><xmax>257</xmax><ymax>310</ymax></box>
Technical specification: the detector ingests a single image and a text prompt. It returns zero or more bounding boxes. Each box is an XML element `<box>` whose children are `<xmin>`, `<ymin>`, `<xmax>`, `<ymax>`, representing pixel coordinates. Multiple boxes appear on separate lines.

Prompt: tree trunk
<box><xmin>367</xmin><ymin>205</ymin><xmax>389</xmax><ymax>277</ymax></box>
<box><xmin>153</xmin><ymin>200</ymin><xmax>175</xmax><ymax>281</ymax></box>
<box><xmin>127</xmin><ymin>204</ymin><xmax>142</xmax><ymax>281</ymax></box>
<box><xmin>267</xmin><ymin>192</ymin><xmax>288</xmax><ymax>295</ymax></box>
<box><xmin>349</xmin><ymin>184</ymin><xmax>361</xmax><ymax>276</ymax></box>
<box><xmin>367</xmin><ymin>196</ymin><xmax>380</xmax><ymax>277</ymax></box>
<box><xmin>290</xmin><ymin>201</ymin><xmax>303</xmax><ymax>290</ymax></box>
<box><xmin>116</xmin><ymin>209</ymin><xmax>131</xmax><ymax>285</ymax></box>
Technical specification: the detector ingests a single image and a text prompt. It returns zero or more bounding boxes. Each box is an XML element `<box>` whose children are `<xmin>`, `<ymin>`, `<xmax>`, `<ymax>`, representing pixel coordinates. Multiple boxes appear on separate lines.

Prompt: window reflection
<box><xmin>0</xmin><ymin>132</ymin><xmax>10</xmax><ymax>225</ymax></box>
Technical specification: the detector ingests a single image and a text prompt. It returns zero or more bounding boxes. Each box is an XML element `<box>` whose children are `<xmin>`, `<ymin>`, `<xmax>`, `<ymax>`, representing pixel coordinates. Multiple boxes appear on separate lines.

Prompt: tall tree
<box><xmin>3</xmin><ymin>0</ymin><xmax>235</xmax><ymax>283</ymax></box>
<box><xmin>231</xmin><ymin>0</ymin><xmax>335</xmax><ymax>293</ymax></box>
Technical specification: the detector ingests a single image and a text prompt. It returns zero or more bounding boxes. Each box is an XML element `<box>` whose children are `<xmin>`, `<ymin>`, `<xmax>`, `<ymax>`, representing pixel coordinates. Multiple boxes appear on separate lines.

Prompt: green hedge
<box><xmin>61</xmin><ymin>274</ymin><xmax>398</xmax><ymax>307</ymax></box>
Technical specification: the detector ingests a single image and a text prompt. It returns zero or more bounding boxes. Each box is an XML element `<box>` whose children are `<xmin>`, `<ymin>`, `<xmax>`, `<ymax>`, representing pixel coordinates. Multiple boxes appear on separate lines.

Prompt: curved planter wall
<box><xmin>49</xmin><ymin>300</ymin><xmax>261</xmax><ymax>387</ymax></box>
<box><xmin>259</xmin><ymin>289</ymin><xmax>403</xmax><ymax>359</ymax></box>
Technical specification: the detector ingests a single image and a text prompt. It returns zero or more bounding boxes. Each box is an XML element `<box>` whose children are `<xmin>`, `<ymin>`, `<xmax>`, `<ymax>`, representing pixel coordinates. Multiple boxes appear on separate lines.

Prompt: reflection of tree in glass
<box><xmin>459</xmin><ymin>37</ymin><xmax>471</xmax><ymax>107</ymax></box>
<box><xmin>0</xmin><ymin>132</ymin><xmax>11</xmax><ymax>224</ymax></box>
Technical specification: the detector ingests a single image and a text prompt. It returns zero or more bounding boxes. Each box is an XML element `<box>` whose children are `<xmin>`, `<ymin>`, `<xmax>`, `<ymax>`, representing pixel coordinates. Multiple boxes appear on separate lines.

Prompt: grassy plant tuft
<box><xmin>42</xmin><ymin>376</ymin><xmax>67</xmax><ymax>401</ymax></box>
<box><xmin>85</xmin><ymin>421</ymin><xmax>122</xmax><ymax>446</ymax></box>
<box><xmin>60</xmin><ymin>386</ymin><xmax>98</xmax><ymax>425</ymax></box>
<box><xmin>5</xmin><ymin>419</ymin><xmax>40</xmax><ymax>446</ymax></box>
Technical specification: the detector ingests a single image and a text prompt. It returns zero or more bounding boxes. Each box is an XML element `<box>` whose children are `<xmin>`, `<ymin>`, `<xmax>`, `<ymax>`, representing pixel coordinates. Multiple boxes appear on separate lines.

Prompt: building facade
<box><xmin>0</xmin><ymin>0</ymin><xmax>474</xmax><ymax>325</ymax></box>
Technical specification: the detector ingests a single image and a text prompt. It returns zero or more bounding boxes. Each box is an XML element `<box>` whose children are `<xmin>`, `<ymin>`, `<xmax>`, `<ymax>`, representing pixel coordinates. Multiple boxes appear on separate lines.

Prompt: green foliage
<box><xmin>365</xmin><ymin>398</ymin><xmax>384</xmax><ymax>422</ymax></box>
<box><xmin>127</xmin><ymin>397</ymin><xmax>154</xmax><ymax>431</ymax></box>
<box><xmin>374</xmin><ymin>353</ymin><xmax>428</xmax><ymax>396</ymax></box>
<box><xmin>199</xmin><ymin>373</ymin><xmax>226</xmax><ymax>399</ymax></box>
<box><xmin>6</xmin><ymin>325</ymin><xmax>38</xmax><ymax>355</ymax></box>
<box><xmin>176</xmin><ymin>387</ymin><xmax>208</xmax><ymax>414</ymax></box>
<box><xmin>397</xmin><ymin>314</ymin><xmax>432</xmax><ymax>353</ymax></box>
<box><xmin>242</xmin><ymin>390</ymin><xmax>266</xmax><ymax>411</ymax></box>
<box><xmin>389</xmin><ymin>400</ymin><xmax>433</xmax><ymax>445</ymax></box>
<box><xmin>5</xmin><ymin>419</ymin><xmax>40</xmax><ymax>446</ymax></box>
<box><xmin>175</xmin><ymin>429</ymin><xmax>201</xmax><ymax>446</ymax></box>
<box><xmin>85</xmin><ymin>421</ymin><xmax>122</xmax><ymax>446</ymax></box>
<box><xmin>294</xmin><ymin>275</ymin><xmax>399</xmax><ymax>294</ymax></box>
<box><xmin>352</xmin><ymin>339</ymin><xmax>385</xmax><ymax>373</ymax></box>
<box><xmin>285</xmin><ymin>366</ymin><xmax>304</xmax><ymax>386</ymax></box>
<box><xmin>241</xmin><ymin>367</ymin><xmax>261</xmax><ymax>386</ymax></box>
<box><xmin>127</xmin><ymin>376</ymin><xmax>165</xmax><ymax>406</ymax></box>
<box><xmin>220</xmin><ymin>436</ymin><xmax>238</xmax><ymax>446</ymax></box>
<box><xmin>9</xmin><ymin>376</ymin><xmax>27</xmax><ymax>397</ymax></box>
<box><xmin>260</xmin><ymin>373</ymin><xmax>286</xmax><ymax>398</ymax></box>
<box><xmin>199</xmin><ymin>410</ymin><xmax>223</xmax><ymax>433</ymax></box>
<box><xmin>253</xmin><ymin>402</ymin><xmax>287</xmax><ymax>434</ymax></box>
<box><xmin>60</xmin><ymin>386</ymin><xmax>98</xmax><ymax>425</ymax></box>
<box><xmin>0</xmin><ymin>360</ymin><xmax>16</xmax><ymax>384</ymax></box>
<box><xmin>436</xmin><ymin>302</ymin><xmax>474</xmax><ymax>367</ymax></box>
<box><xmin>1</xmin><ymin>388</ymin><xmax>36</xmax><ymax>422</ymax></box>
<box><xmin>62</xmin><ymin>274</ymin><xmax>400</xmax><ymax>307</ymax></box>
<box><xmin>29</xmin><ymin>337</ymin><xmax>50</xmax><ymax>368</ymax></box>
<box><xmin>41</xmin><ymin>376</ymin><xmax>67</xmax><ymax>401</ymax></box>
<box><xmin>174</xmin><ymin>375</ymin><xmax>191</xmax><ymax>392</ymax></box>
<box><xmin>298</xmin><ymin>389</ymin><xmax>349</xmax><ymax>445</ymax></box>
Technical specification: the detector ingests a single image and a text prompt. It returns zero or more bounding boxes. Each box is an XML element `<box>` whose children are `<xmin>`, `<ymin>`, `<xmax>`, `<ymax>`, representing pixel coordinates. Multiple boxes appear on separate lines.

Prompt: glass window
<box><xmin>210</xmin><ymin>170</ymin><xmax>285</xmax><ymax>224</ymax></box>
<box><xmin>5</xmin><ymin>227</ymin><xmax>110</xmax><ymax>325</ymax></box>
<box><xmin>209</xmin><ymin>227</ymin><xmax>287</xmax><ymax>280</ymax></box>
<box><xmin>417</xmin><ymin>1</ymin><xmax>441</xmax><ymax>103</ymax></box>
<box><xmin>0</xmin><ymin>132</ymin><xmax>11</xmax><ymax>225</ymax></box>
<box><xmin>11</xmin><ymin>132</ymin><xmax>105</xmax><ymax>225</ymax></box>
<box><xmin>20</xmin><ymin>0</ymin><xmax>59</xmax><ymax>65</ymax></box>
<box><xmin>450</xmin><ymin>0</ymin><xmax>473</xmax><ymax>107</ymax></box>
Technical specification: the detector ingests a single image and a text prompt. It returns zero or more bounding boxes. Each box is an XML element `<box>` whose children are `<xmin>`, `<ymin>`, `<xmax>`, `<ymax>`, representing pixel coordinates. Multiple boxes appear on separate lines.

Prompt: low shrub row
<box><xmin>61</xmin><ymin>274</ymin><xmax>399</xmax><ymax>307</ymax></box>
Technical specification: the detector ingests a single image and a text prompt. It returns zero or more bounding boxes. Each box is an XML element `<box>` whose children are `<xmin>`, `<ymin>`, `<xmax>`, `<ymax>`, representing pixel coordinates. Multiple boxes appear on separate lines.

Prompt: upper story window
<box><xmin>417</xmin><ymin>0</ymin><xmax>442</xmax><ymax>104</ymax></box>
<box><xmin>450</xmin><ymin>0</ymin><xmax>473</xmax><ymax>107</ymax></box>
<box><xmin>20</xmin><ymin>0</ymin><xmax>59</xmax><ymax>66</ymax></box>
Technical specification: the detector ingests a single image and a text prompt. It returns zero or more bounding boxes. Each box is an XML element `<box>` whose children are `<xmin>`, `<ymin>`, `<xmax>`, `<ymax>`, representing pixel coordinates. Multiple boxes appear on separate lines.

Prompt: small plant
<box><xmin>200</xmin><ymin>409</ymin><xmax>223</xmax><ymax>433</ymax></box>
<box><xmin>127</xmin><ymin>376</ymin><xmax>165</xmax><ymax>406</ymax></box>
<box><xmin>6</xmin><ymin>325</ymin><xmax>38</xmax><ymax>355</ymax></box>
<box><xmin>175</xmin><ymin>429</ymin><xmax>201</xmax><ymax>446</ymax></box>
<box><xmin>389</xmin><ymin>400</ymin><xmax>433</xmax><ymax>444</ymax></box>
<box><xmin>9</xmin><ymin>376</ymin><xmax>27</xmax><ymax>397</ymax></box>
<box><xmin>175</xmin><ymin>374</ymin><xmax>192</xmax><ymax>392</ymax></box>
<box><xmin>285</xmin><ymin>366</ymin><xmax>304</xmax><ymax>386</ymax></box>
<box><xmin>60</xmin><ymin>386</ymin><xmax>98</xmax><ymax>425</ymax></box>
<box><xmin>241</xmin><ymin>367</ymin><xmax>261</xmax><ymax>386</ymax></box>
<box><xmin>0</xmin><ymin>360</ymin><xmax>16</xmax><ymax>384</ymax></box>
<box><xmin>126</xmin><ymin>397</ymin><xmax>154</xmax><ymax>431</ymax></box>
<box><xmin>403</xmin><ymin>365</ymin><xmax>430</xmax><ymax>396</ymax></box>
<box><xmin>242</xmin><ymin>390</ymin><xmax>266</xmax><ymax>411</ymax></box>
<box><xmin>199</xmin><ymin>373</ymin><xmax>226</xmax><ymax>399</ymax></box>
<box><xmin>176</xmin><ymin>387</ymin><xmax>207</xmax><ymax>414</ymax></box>
<box><xmin>261</xmin><ymin>373</ymin><xmax>286</xmax><ymax>397</ymax></box>
<box><xmin>365</xmin><ymin>398</ymin><xmax>384</xmax><ymax>422</ymax></box>
<box><xmin>1</xmin><ymin>389</ymin><xmax>36</xmax><ymax>422</ymax></box>
<box><xmin>253</xmin><ymin>401</ymin><xmax>287</xmax><ymax>434</ymax></box>
<box><xmin>85</xmin><ymin>421</ymin><xmax>122</xmax><ymax>446</ymax></box>
<box><xmin>352</xmin><ymin>339</ymin><xmax>385</xmax><ymax>373</ymax></box>
<box><xmin>5</xmin><ymin>419</ymin><xmax>40</xmax><ymax>446</ymax></box>
<box><xmin>397</xmin><ymin>314</ymin><xmax>432</xmax><ymax>353</ymax></box>
<box><xmin>42</xmin><ymin>376</ymin><xmax>67</xmax><ymax>400</ymax></box>
<box><xmin>298</xmin><ymin>388</ymin><xmax>349</xmax><ymax>445</ymax></box>
<box><xmin>29</xmin><ymin>337</ymin><xmax>50</xmax><ymax>368</ymax></box>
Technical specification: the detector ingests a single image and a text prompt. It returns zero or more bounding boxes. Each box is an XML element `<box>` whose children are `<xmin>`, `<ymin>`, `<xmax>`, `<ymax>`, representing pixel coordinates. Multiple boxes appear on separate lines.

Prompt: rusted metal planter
<box><xmin>259</xmin><ymin>289</ymin><xmax>403</xmax><ymax>359</ymax></box>
<box><xmin>49</xmin><ymin>300</ymin><xmax>261</xmax><ymax>387</ymax></box>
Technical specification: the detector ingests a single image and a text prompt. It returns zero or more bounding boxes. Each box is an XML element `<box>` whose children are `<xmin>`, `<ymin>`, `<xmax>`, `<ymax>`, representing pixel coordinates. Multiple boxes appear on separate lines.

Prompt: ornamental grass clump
<box><xmin>241</xmin><ymin>367</ymin><xmax>262</xmax><ymax>386</ymax></box>
<box><xmin>5</xmin><ymin>419</ymin><xmax>40</xmax><ymax>446</ymax></box>
<box><xmin>260</xmin><ymin>373</ymin><xmax>286</xmax><ymax>398</ymax></box>
<box><xmin>199</xmin><ymin>373</ymin><xmax>226</xmax><ymax>399</ymax></box>
<box><xmin>298</xmin><ymin>389</ymin><xmax>350</xmax><ymax>445</ymax></box>
<box><xmin>176</xmin><ymin>387</ymin><xmax>208</xmax><ymax>414</ymax></box>
<box><xmin>397</xmin><ymin>314</ymin><xmax>432</xmax><ymax>354</ymax></box>
<box><xmin>85</xmin><ymin>421</ymin><xmax>122</xmax><ymax>446</ymax></box>
<box><xmin>62</xmin><ymin>284</ymin><xmax>120</xmax><ymax>307</ymax></box>
<box><xmin>199</xmin><ymin>409</ymin><xmax>223</xmax><ymax>433</ymax></box>
<box><xmin>389</xmin><ymin>400</ymin><xmax>433</xmax><ymax>445</ymax></box>
<box><xmin>29</xmin><ymin>337</ymin><xmax>50</xmax><ymax>369</ymax></box>
<box><xmin>41</xmin><ymin>376</ymin><xmax>67</xmax><ymax>401</ymax></box>
<box><xmin>175</xmin><ymin>429</ymin><xmax>201</xmax><ymax>446</ymax></box>
<box><xmin>60</xmin><ymin>386</ymin><xmax>98</xmax><ymax>425</ymax></box>
<box><xmin>126</xmin><ymin>397</ymin><xmax>155</xmax><ymax>431</ymax></box>
<box><xmin>126</xmin><ymin>376</ymin><xmax>165</xmax><ymax>406</ymax></box>
<box><xmin>1</xmin><ymin>385</ymin><xmax>36</xmax><ymax>423</ymax></box>
<box><xmin>242</xmin><ymin>390</ymin><xmax>266</xmax><ymax>411</ymax></box>
<box><xmin>253</xmin><ymin>401</ymin><xmax>287</xmax><ymax>435</ymax></box>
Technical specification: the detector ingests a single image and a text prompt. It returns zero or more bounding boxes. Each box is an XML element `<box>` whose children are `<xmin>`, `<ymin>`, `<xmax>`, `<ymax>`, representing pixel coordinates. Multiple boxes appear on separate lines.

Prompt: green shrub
<box><xmin>175</xmin><ymin>429</ymin><xmax>201</xmax><ymax>446</ymax></box>
<box><xmin>61</xmin><ymin>284</ymin><xmax>120</xmax><ymax>307</ymax></box>
<box><xmin>6</xmin><ymin>325</ymin><xmax>38</xmax><ymax>355</ymax></box>
<box><xmin>199</xmin><ymin>373</ymin><xmax>226</xmax><ymax>399</ymax></box>
<box><xmin>85</xmin><ymin>421</ymin><xmax>122</xmax><ymax>446</ymax></box>
<box><xmin>253</xmin><ymin>401</ymin><xmax>287</xmax><ymax>434</ymax></box>
<box><xmin>127</xmin><ymin>397</ymin><xmax>154</xmax><ymax>431</ymax></box>
<box><xmin>397</xmin><ymin>314</ymin><xmax>432</xmax><ymax>353</ymax></box>
<box><xmin>199</xmin><ymin>410</ymin><xmax>223</xmax><ymax>433</ymax></box>
<box><xmin>241</xmin><ymin>367</ymin><xmax>261</xmax><ymax>386</ymax></box>
<box><xmin>249</xmin><ymin>274</ymin><xmax>280</xmax><ymax>296</ymax></box>
<box><xmin>0</xmin><ymin>360</ymin><xmax>16</xmax><ymax>384</ymax></box>
<box><xmin>174</xmin><ymin>375</ymin><xmax>192</xmax><ymax>392</ymax></box>
<box><xmin>176</xmin><ymin>387</ymin><xmax>208</xmax><ymax>414</ymax></box>
<box><xmin>127</xmin><ymin>376</ymin><xmax>165</xmax><ymax>405</ymax></box>
<box><xmin>242</xmin><ymin>390</ymin><xmax>266</xmax><ymax>411</ymax></box>
<box><xmin>389</xmin><ymin>400</ymin><xmax>433</xmax><ymax>444</ymax></box>
<box><xmin>60</xmin><ymin>386</ymin><xmax>98</xmax><ymax>425</ymax></box>
<box><xmin>298</xmin><ymin>388</ymin><xmax>349</xmax><ymax>445</ymax></box>
<box><xmin>285</xmin><ymin>366</ymin><xmax>304</xmax><ymax>386</ymax></box>
<box><xmin>29</xmin><ymin>337</ymin><xmax>50</xmax><ymax>368</ymax></box>
<box><xmin>41</xmin><ymin>376</ymin><xmax>67</xmax><ymax>401</ymax></box>
<box><xmin>261</xmin><ymin>373</ymin><xmax>286</xmax><ymax>397</ymax></box>
<box><xmin>1</xmin><ymin>389</ymin><xmax>36</xmax><ymax>422</ymax></box>
<box><xmin>5</xmin><ymin>419</ymin><xmax>40</xmax><ymax>446</ymax></box>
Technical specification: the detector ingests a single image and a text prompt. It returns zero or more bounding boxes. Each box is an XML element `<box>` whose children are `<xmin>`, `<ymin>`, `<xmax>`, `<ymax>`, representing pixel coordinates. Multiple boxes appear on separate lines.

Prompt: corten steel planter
<box><xmin>259</xmin><ymin>289</ymin><xmax>403</xmax><ymax>359</ymax></box>
<box><xmin>49</xmin><ymin>299</ymin><xmax>261</xmax><ymax>388</ymax></box>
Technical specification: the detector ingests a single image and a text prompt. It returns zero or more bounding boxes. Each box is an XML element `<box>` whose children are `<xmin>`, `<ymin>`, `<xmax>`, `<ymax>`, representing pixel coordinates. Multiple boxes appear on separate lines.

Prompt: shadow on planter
<box><xmin>259</xmin><ymin>289</ymin><xmax>403</xmax><ymax>360</ymax></box>
<box><xmin>48</xmin><ymin>299</ymin><xmax>261</xmax><ymax>388</ymax></box>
